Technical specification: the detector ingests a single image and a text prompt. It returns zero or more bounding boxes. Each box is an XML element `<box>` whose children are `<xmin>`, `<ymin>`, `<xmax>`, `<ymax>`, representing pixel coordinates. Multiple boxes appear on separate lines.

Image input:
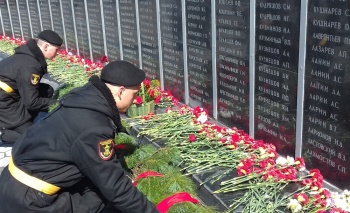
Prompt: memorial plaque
<box><xmin>102</xmin><ymin>0</ymin><xmax>120</xmax><ymax>61</ymax></box>
<box><xmin>18</xmin><ymin>1</ymin><xmax>32</xmax><ymax>39</ymax></box>
<box><xmin>73</xmin><ymin>0</ymin><xmax>90</xmax><ymax>60</ymax></box>
<box><xmin>50</xmin><ymin>0</ymin><xmax>65</xmax><ymax>48</ymax></box>
<box><xmin>302</xmin><ymin>0</ymin><xmax>350</xmax><ymax>189</ymax></box>
<box><xmin>28</xmin><ymin>0</ymin><xmax>41</xmax><ymax>37</ymax></box>
<box><xmin>0</xmin><ymin>11</ymin><xmax>2</xmax><ymax>35</ymax></box>
<box><xmin>38</xmin><ymin>0</ymin><xmax>52</xmax><ymax>30</ymax></box>
<box><xmin>62</xmin><ymin>0</ymin><xmax>77</xmax><ymax>54</ymax></box>
<box><xmin>119</xmin><ymin>0</ymin><xmax>139</xmax><ymax>67</ymax></box>
<box><xmin>186</xmin><ymin>0</ymin><xmax>213</xmax><ymax>115</ymax></box>
<box><xmin>87</xmin><ymin>1</ymin><xmax>105</xmax><ymax>62</ymax></box>
<box><xmin>0</xmin><ymin>0</ymin><xmax>13</xmax><ymax>36</ymax></box>
<box><xmin>138</xmin><ymin>0</ymin><xmax>159</xmax><ymax>80</ymax></box>
<box><xmin>216</xmin><ymin>0</ymin><xmax>250</xmax><ymax>133</ymax></box>
<box><xmin>254</xmin><ymin>1</ymin><xmax>300</xmax><ymax>157</ymax></box>
<box><xmin>160</xmin><ymin>0</ymin><xmax>184</xmax><ymax>103</ymax></box>
<box><xmin>8</xmin><ymin>1</ymin><xmax>22</xmax><ymax>38</ymax></box>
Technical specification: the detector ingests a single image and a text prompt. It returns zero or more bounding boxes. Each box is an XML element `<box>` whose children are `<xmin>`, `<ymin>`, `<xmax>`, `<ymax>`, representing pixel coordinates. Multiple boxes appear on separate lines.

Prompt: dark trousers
<box><xmin>0</xmin><ymin>122</ymin><xmax>32</xmax><ymax>143</ymax></box>
<box><xmin>0</xmin><ymin>83</ymin><xmax>54</xmax><ymax>143</ymax></box>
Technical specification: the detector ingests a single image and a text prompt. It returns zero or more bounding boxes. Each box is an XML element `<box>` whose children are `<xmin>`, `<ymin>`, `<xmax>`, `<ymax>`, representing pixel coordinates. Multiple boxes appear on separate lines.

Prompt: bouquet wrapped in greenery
<box><xmin>133</xmin><ymin>79</ymin><xmax>177</xmax><ymax>108</ymax></box>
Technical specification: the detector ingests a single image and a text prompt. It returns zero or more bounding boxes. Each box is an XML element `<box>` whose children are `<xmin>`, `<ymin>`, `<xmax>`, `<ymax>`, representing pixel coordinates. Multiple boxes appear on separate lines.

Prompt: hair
<box><xmin>36</xmin><ymin>39</ymin><xmax>48</xmax><ymax>47</ymax></box>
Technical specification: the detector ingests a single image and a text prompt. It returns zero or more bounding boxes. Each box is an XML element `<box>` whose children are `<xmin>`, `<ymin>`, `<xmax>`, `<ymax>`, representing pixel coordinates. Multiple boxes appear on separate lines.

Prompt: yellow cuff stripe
<box><xmin>0</xmin><ymin>80</ymin><xmax>14</xmax><ymax>93</ymax></box>
<box><xmin>8</xmin><ymin>157</ymin><xmax>61</xmax><ymax>195</ymax></box>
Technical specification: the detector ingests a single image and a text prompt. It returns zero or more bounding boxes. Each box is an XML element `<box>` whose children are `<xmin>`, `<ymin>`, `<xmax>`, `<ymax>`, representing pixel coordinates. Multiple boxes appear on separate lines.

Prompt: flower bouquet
<box><xmin>127</xmin><ymin>79</ymin><xmax>157</xmax><ymax>117</ymax></box>
<box><xmin>127</xmin><ymin>79</ymin><xmax>178</xmax><ymax>117</ymax></box>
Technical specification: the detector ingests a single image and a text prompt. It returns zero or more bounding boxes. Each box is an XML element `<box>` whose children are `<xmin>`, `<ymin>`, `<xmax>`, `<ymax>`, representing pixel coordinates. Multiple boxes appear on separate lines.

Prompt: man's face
<box><xmin>44</xmin><ymin>43</ymin><xmax>59</xmax><ymax>60</ymax></box>
<box><xmin>116</xmin><ymin>84</ymin><xmax>140</xmax><ymax>113</ymax></box>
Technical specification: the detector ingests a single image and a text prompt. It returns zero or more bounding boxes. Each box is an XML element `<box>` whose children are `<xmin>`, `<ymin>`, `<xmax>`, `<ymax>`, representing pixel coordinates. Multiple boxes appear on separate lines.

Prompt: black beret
<box><xmin>38</xmin><ymin>30</ymin><xmax>63</xmax><ymax>46</ymax></box>
<box><xmin>101</xmin><ymin>60</ymin><xmax>145</xmax><ymax>87</ymax></box>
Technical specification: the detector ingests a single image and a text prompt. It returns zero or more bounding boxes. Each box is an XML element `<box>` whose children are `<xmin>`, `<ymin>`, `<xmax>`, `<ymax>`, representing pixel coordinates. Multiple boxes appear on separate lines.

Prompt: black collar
<box><xmin>26</xmin><ymin>39</ymin><xmax>48</xmax><ymax>74</ymax></box>
<box><xmin>89</xmin><ymin>75</ymin><xmax>128</xmax><ymax>134</ymax></box>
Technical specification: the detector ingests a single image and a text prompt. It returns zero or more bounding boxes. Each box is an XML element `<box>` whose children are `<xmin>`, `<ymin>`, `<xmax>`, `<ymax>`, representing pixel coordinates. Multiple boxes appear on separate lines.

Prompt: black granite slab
<box><xmin>102</xmin><ymin>0</ymin><xmax>120</xmax><ymax>61</ymax></box>
<box><xmin>160</xmin><ymin>0</ymin><xmax>185</xmax><ymax>103</ymax></box>
<box><xmin>50</xmin><ymin>0</ymin><xmax>65</xmax><ymax>48</ymax></box>
<box><xmin>138</xmin><ymin>0</ymin><xmax>160</xmax><ymax>80</ymax></box>
<box><xmin>8</xmin><ymin>1</ymin><xmax>22</xmax><ymax>39</ymax></box>
<box><xmin>38</xmin><ymin>0</ymin><xmax>52</xmax><ymax>30</ymax></box>
<box><xmin>87</xmin><ymin>1</ymin><xmax>105</xmax><ymax>62</ymax></box>
<box><xmin>216</xmin><ymin>0</ymin><xmax>250</xmax><ymax>133</ymax></box>
<box><xmin>61</xmin><ymin>0</ymin><xmax>77</xmax><ymax>54</ymax></box>
<box><xmin>0</xmin><ymin>0</ymin><xmax>13</xmax><ymax>37</ymax></box>
<box><xmin>254</xmin><ymin>0</ymin><xmax>301</xmax><ymax>158</ymax></box>
<box><xmin>73</xmin><ymin>0</ymin><xmax>90</xmax><ymax>60</ymax></box>
<box><xmin>0</xmin><ymin>11</ymin><xmax>2</xmax><ymax>35</ymax></box>
<box><xmin>18</xmin><ymin>1</ymin><xmax>32</xmax><ymax>40</ymax></box>
<box><xmin>119</xmin><ymin>0</ymin><xmax>139</xmax><ymax>67</ymax></box>
<box><xmin>302</xmin><ymin>0</ymin><xmax>350</xmax><ymax>190</ymax></box>
<box><xmin>186</xmin><ymin>0</ymin><xmax>213</xmax><ymax>116</ymax></box>
<box><xmin>28</xmin><ymin>0</ymin><xmax>42</xmax><ymax>37</ymax></box>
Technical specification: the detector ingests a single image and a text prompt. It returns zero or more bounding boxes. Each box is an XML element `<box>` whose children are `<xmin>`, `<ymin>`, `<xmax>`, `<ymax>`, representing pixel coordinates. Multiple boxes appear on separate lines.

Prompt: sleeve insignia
<box><xmin>31</xmin><ymin>74</ymin><xmax>40</xmax><ymax>85</ymax></box>
<box><xmin>98</xmin><ymin>139</ymin><xmax>115</xmax><ymax>160</ymax></box>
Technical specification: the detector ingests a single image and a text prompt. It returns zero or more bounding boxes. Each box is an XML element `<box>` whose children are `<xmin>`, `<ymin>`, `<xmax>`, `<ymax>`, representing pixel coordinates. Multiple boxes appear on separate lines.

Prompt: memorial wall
<box><xmin>216</xmin><ymin>0</ymin><xmax>249</xmax><ymax>133</ymax></box>
<box><xmin>254</xmin><ymin>1</ymin><xmax>300</xmax><ymax>158</ymax></box>
<box><xmin>119</xmin><ymin>0</ymin><xmax>139</xmax><ymax>66</ymax></box>
<box><xmin>51</xmin><ymin>0</ymin><xmax>65</xmax><ymax>50</ymax></box>
<box><xmin>18</xmin><ymin>1</ymin><xmax>31</xmax><ymax>40</ymax></box>
<box><xmin>302</xmin><ymin>0</ymin><xmax>350</xmax><ymax>190</ymax></box>
<box><xmin>160</xmin><ymin>0</ymin><xmax>184</xmax><ymax>103</ymax></box>
<box><xmin>62</xmin><ymin>0</ymin><xmax>77</xmax><ymax>55</ymax></box>
<box><xmin>29</xmin><ymin>0</ymin><xmax>43</xmax><ymax>39</ymax></box>
<box><xmin>102</xmin><ymin>0</ymin><xmax>120</xmax><ymax>61</ymax></box>
<box><xmin>0</xmin><ymin>0</ymin><xmax>349</xmax><ymax>190</ymax></box>
<box><xmin>8</xmin><ymin>1</ymin><xmax>21</xmax><ymax>39</ymax></box>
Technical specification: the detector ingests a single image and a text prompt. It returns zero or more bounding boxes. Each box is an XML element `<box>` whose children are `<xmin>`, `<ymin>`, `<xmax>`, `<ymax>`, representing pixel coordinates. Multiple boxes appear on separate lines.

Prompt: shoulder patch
<box><xmin>31</xmin><ymin>74</ymin><xmax>40</xmax><ymax>85</ymax></box>
<box><xmin>98</xmin><ymin>139</ymin><xmax>115</xmax><ymax>160</ymax></box>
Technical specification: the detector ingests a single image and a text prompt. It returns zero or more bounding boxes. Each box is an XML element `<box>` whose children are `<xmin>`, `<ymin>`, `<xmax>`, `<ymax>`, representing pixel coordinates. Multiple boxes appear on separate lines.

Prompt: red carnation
<box><xmin>100</xmin><ymin>55</ymin><xmax>108</xmax><ymax>63</ymax></box>
<box><xmin>188</xmin><ymin>134</ymin><xmax>197</xmax><ymax>142</ymax></box>
<box><xmin>154</xmin><ymin>96</ymin><xmax>161</xmax><ymax>103</ymax></box>
<box><xmin>134</xmin><ymin>96</ymin><xmax>143</xmax><ymax>105</ymax></box>
<box><xmin>143</xmin><ymin>79</ymin><xmax>151</xmax><ymax>88</ymax></box>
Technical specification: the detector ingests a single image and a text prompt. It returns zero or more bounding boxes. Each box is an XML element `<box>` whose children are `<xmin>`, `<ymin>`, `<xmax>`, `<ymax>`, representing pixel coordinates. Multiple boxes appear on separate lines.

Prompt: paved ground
<box><xmin>0</xmin><ymin>52</ymin><xmax>11</xmax><ymax>175</ymax></box>
<box><xmin>0</xmin><ymin>142</ymin><xmax>12</xmax><ymax>175</ymax></box>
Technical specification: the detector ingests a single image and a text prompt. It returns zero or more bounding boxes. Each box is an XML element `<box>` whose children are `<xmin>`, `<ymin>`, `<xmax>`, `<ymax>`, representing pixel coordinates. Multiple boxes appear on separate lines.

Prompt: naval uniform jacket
<box><xmin>0</xmin><ymin>39</ymin><xmax>57</xmax><ymax>129</ymax></box>
<box><xmin>0</xmin><ymin>77</ymin><xmax>158</xmax><ymax>213</ymax></box>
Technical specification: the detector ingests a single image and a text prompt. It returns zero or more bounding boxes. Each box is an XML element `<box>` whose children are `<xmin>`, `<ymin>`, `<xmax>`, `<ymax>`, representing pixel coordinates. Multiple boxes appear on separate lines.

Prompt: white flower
<box><xmin>287</xmin><ymin>199</ymin><xmax>302</xmax><ymax>213</ymax></box>
<box><xmin>68</xmin><ymin>52</ymin><xmax>73</xmax><ymax>56</ymax></box>
<box><xmin>276</xmin><ymin>156</ymin><xmax>287</xmax><ymax>165</ymax></box>
<box><xmin>259</xmin><ymin>147</ymin><xmax>266</xmax><ymax>155</ymax></box>
<box><xmin>326</xmin><ymin>197</ymin><xmax>333</xmax><ymax>207</ymax></box>
<box><xmin>286</xmin><ymin>156</ymin><xmax>295</xmax><ymax>165</ymax></box>
<box><xmin>332</xmin><ymin>190</ymin><xmax>350</xmax><ymax>211</ymax></box>
<box><xmin>298</xmin><ymin>166</ymin><xmax>306</xmax><ymax>172</ymax></box>
<box><xmin>197</xmin><ymin>113</ymin><xmax>208</xmax><ymax>124</ymax></box>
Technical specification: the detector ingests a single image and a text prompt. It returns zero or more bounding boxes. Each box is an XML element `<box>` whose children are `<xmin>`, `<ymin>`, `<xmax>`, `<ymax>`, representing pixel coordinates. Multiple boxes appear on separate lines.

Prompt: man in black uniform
<box><xmin>0</xmin><ymin>30</ymin><xmax>63</xmax><ymax>143</ymax></box>
<box><xmin>0</xmin><ymin>60</ymin><xmax>159</xmax><ymax>213</ymax></box>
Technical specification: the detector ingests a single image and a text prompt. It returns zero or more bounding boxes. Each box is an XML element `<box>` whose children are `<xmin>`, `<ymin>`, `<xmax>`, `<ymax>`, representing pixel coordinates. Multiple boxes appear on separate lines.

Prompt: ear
<box><xmin>44</xmin><ymin>43</ymin><xmax>50</xmax><ymax>51</ymax></box>
<box><xmin>117</xmin><ymin>86</ymin><xmax>125</xmax><ymax>99</ymax></box>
